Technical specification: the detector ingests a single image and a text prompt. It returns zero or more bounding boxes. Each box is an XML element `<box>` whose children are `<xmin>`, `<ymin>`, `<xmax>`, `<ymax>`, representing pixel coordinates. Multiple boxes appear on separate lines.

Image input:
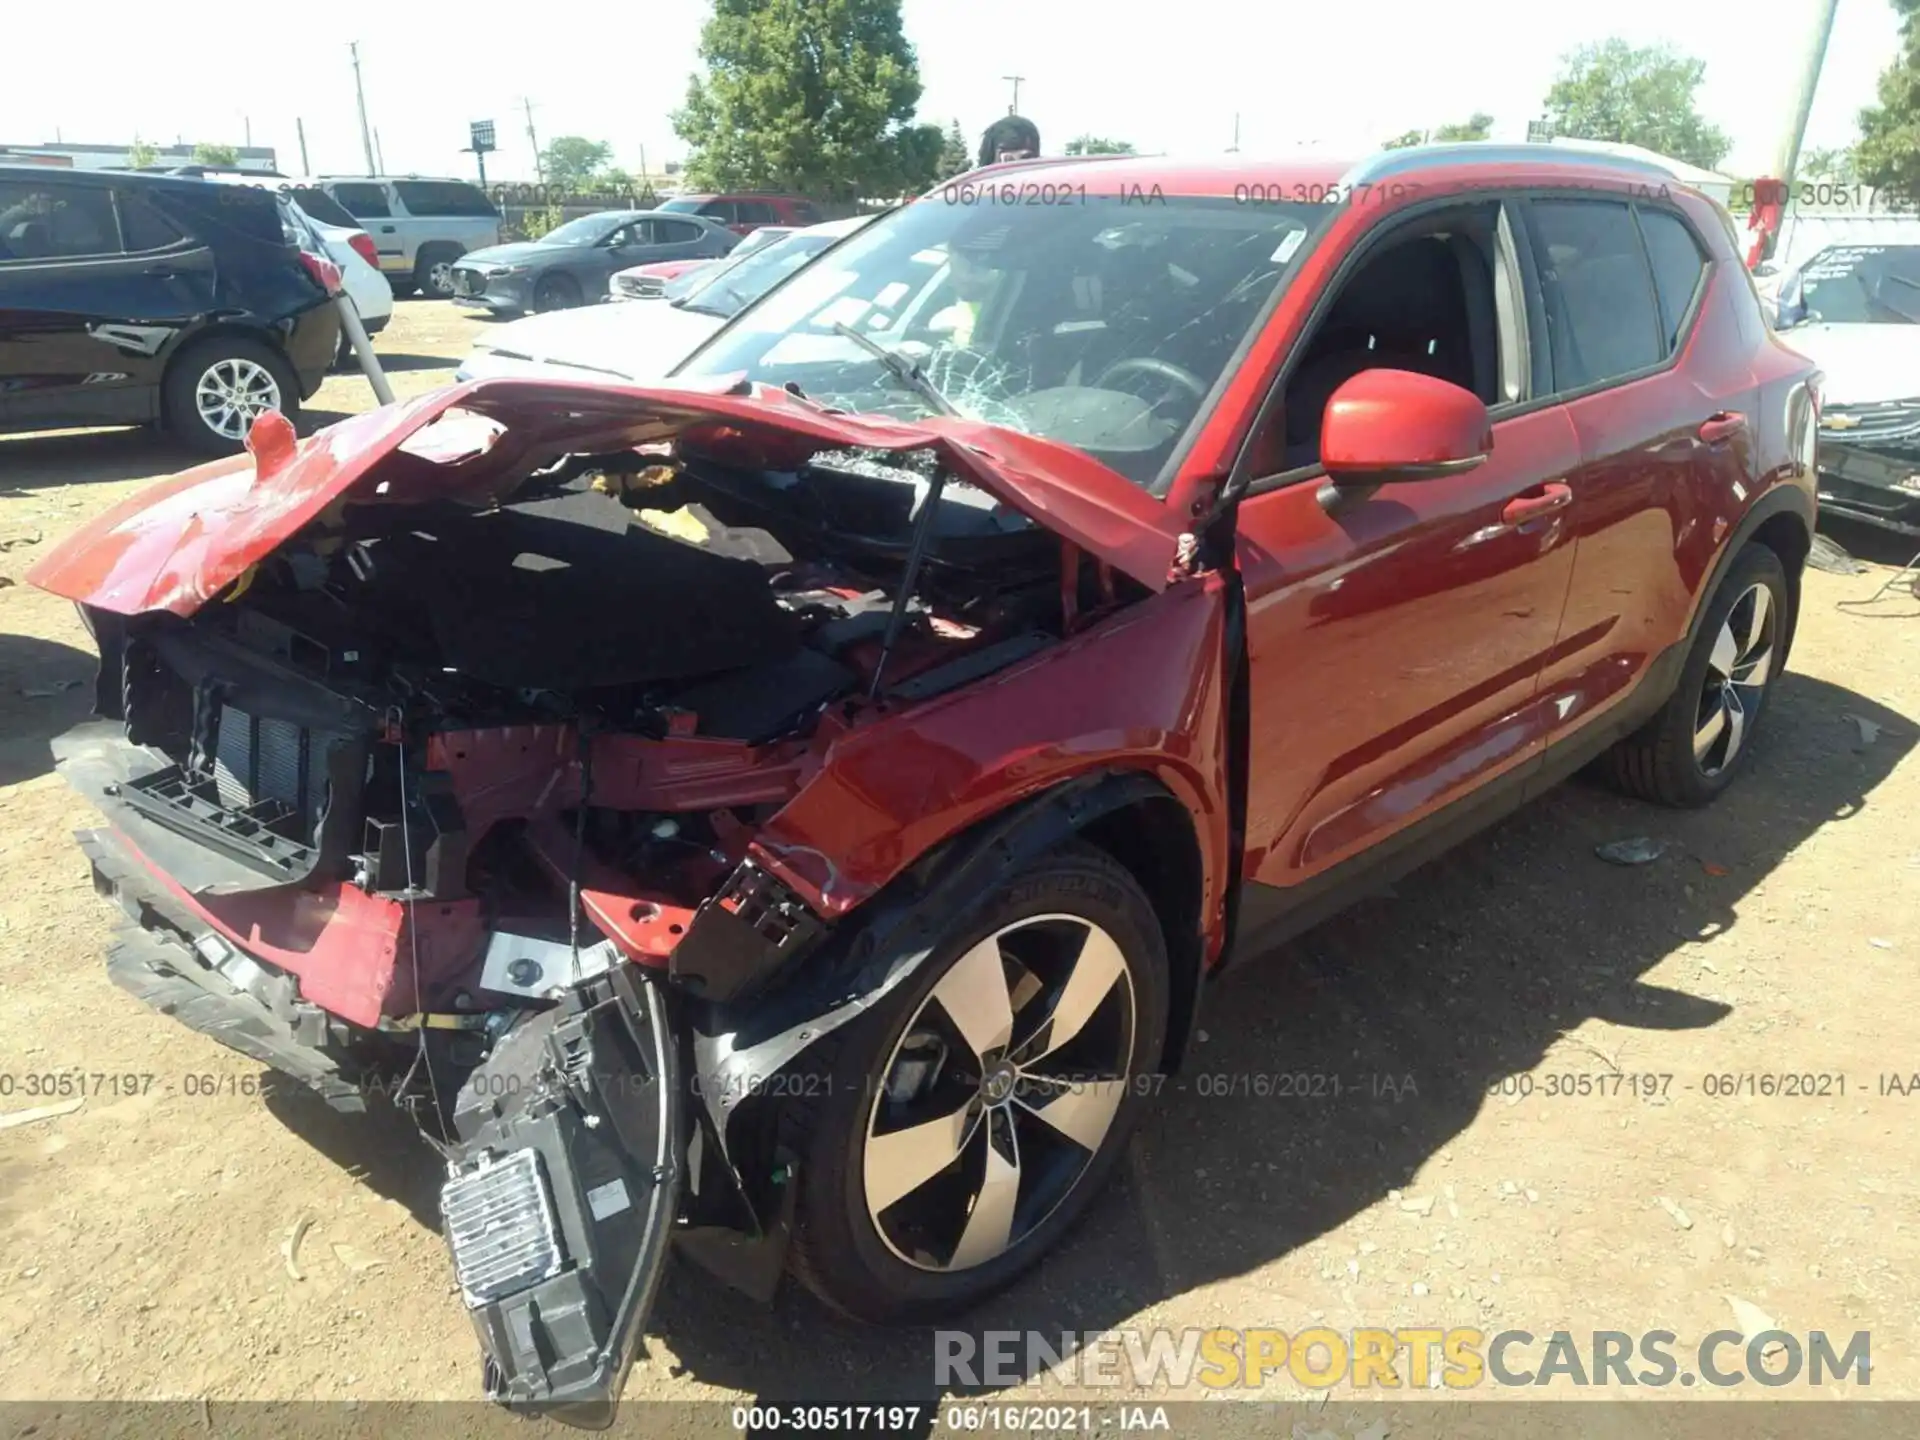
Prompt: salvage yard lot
<box><xmin>2</xmin><ymin>298</ymin><xmax>1918</xmax><ymax>1409</ymax></box>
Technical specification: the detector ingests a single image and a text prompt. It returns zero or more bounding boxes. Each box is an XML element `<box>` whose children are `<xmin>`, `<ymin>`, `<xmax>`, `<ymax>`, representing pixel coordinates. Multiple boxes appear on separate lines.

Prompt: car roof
<box><xmin>954</xmin><ymin>143</ymin><xmax>1705</xmax><ymax>198</ymax></box>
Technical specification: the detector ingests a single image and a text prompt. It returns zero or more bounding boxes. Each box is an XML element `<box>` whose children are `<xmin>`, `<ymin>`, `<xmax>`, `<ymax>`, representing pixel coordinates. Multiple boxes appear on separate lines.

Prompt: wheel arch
<box><xmin>1690</xmin><ymin>483</ymin><xmax>1813</xmax><ymax>666</ymax></box>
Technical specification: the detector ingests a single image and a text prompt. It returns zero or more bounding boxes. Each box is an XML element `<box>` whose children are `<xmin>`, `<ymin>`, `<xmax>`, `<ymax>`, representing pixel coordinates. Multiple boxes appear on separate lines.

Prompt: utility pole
<box><xmin>1773</xmin><ymin>0</ymin><xmax>1841</xmax><ymax>188</ymax></box>
<box><xmin>296</xmin><ymin>118</ymin><xmax>310</xmax><ymax>175</ymax></box>
<box><xmin>244</xmin><ymin>116</ymin><xmax>252</xmax><ymax>148</ymax></box>
<box><xmin>1002</xmin><ymin>75</ymin><xmax>1024</xmax><ymax>114</ymax></box>
<box><xmin>1228</xmin><ymin>113</ymin><xmax>1240</xmax><ymax>154</ymax></box>
<box><xmin>523</xmin><ymin>98</ymin><xmax>544</xmax><ymax>182</ymax></box>
<box><xmin>349</xmin><ymin>42</ymin><xmax>377</xmax><ymax>174</ymax></box>
<box><xmin>374</xmin><ymin>129</ymin><xmax>387</xmax><ymax>176</ymax></box>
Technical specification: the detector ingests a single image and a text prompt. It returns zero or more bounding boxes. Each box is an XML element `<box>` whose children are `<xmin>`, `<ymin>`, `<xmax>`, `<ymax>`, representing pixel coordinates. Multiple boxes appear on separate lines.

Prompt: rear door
<box><xmin>1521</xmin><ymin>195</ymin><xmax>1756</xmax><ymax>750</ymax></box>
<box><xmin>0</xmin><ymin>174</ymin><xmax>209</xmax><ymax>429</ymax></box>
<box><xmin>1234</xmin><ymin>197</ymin><xmax>1584</xmax><ymax>901</ymax></box>
<box><xmin>329</xmin><ymin>181</ymin><xmax>405</xmax><ymax>277</ymax></box>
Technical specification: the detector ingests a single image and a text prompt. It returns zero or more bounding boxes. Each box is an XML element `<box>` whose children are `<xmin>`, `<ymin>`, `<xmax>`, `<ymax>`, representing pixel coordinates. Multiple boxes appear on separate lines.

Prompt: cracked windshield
<box><xmin>679</xmin><ymin>194</ymin><xmax>1330</xmax><ymax>488</ymax></box>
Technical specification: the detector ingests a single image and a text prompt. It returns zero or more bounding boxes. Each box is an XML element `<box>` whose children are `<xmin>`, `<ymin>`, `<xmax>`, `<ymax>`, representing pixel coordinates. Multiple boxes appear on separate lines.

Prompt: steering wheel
<box><xmin>1094</xmin><ymin>356</ymin><xmax>1209</xmax><ymax>407</ymax></box>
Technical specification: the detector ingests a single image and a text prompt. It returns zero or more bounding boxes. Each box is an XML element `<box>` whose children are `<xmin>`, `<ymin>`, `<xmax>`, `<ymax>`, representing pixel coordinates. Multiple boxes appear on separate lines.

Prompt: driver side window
<box><xmin>1250</xmin><ymin>201</ymin><xmax>1517</xmax><ymax>479</ymax></box>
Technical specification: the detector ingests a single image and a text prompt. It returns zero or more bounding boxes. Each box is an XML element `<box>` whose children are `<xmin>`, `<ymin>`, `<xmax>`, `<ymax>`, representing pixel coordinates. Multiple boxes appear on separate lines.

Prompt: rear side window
<box><xmin>736</xmin><ymin>200</ymin><xmax>778</xmax><ymax>225</ymax></box>
<box><xmin>329</xmin><ymin>182</ymin><xmax>392</xmax><ymax>219</ymax></box>
<box><xmin>286</xmin><ymin>185</ymin><xmax>358</xmax><ymax>229</ymax></box>
<box><xmin>117</xmin><ymin>190</ymin><xmax>187</xmax><ymax>252</ymax></box>
<box><xmin>657</xmin><ymin>218</ymin><xmax>703</xmax><ymax>243</ymax></box>
<box><xmin>791</xmin><ymin>200</ymin><xmax>822</xmax><ymax>224</ymax></box>
<box><xmin>700</xmin><ymin>200</ymin><xmax>738</xmax><ymax>224</ymax></box>
<box><xmin>0</xmin><ymin>179</ymin><xmax>119</xmax><ymax>261</ymax></box>
<box><xmin>1637</xmin><ymin>209</ymin><xmax>1707</xmax><ymax>347</ymax></box>
<box><xmin>1529</xmin><ymin>199</ymin><xmax>1663</xmax><ymax>391</ymax></box>
<box><xmin>393</xmin><ymin>180</ymin><xmax>497</xmax><ymax>217</ymax></box>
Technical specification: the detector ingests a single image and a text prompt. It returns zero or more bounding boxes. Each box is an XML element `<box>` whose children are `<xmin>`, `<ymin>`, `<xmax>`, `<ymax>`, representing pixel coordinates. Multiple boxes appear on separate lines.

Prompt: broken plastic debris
<box><xmin>1843</xmin><ymin>714</ymin><xmax>1884</xmax><ymax>746</ymax></box>
<box><xmin>282</xmin><ymin>1215</ymin><xmax>314</xmax><ymax>1282</ymax></box>
<box><xmin>0</xmin><ymin>1097</ymin><xmax>85</xmax><ymax>1131</ymax></box>
<box><xmin>1656</xmin><ymin>1196</ymin><xmax>1693</xmax><ymax>1229</ymax></box>
<box><xmin>1597</xmin><ymin>837</ymin><xmax>1667</xmax><ymax>866</ymax></box>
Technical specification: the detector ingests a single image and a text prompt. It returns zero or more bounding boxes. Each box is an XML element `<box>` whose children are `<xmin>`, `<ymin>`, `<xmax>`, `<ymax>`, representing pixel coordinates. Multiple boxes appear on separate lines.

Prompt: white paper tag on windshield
<box><xmin>1272</xmin><ymin>229</ymin><xmax>1306</xmax><ymax>264</ymax></box>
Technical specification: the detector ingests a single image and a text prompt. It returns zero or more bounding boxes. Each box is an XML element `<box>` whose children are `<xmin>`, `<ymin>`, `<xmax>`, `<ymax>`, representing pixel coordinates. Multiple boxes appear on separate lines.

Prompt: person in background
<box><xmin>979</xmin><ymin>115</ymin><xmax>1041</xmax><ymax>168</ymax></box>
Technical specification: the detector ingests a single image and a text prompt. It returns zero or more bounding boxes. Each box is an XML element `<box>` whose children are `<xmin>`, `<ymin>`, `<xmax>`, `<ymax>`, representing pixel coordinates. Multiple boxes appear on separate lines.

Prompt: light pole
<box><xmin>349</xmin><ymin>42</ymin><xmax>377</xmax><ymax>175</ymax></box>
<box><xmin>1002</xmin><ymin>75</ymin><xmax>1025</xmax><ymax>114</ymax></box>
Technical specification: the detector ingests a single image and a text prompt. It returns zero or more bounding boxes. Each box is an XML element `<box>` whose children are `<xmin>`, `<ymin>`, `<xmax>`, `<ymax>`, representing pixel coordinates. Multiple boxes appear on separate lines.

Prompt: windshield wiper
<box><xmin>831</xmin><ymin>322</ymin><xmax>957</xmax><ymax>417</ymax></box>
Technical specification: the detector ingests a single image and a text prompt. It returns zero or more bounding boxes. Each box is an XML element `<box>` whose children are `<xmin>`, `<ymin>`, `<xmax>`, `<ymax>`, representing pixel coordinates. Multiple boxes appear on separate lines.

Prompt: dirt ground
<box><xmin>3</xmin><ymin>299</ymin><xmax>1919</xmax><ymax>1419</ymax></box>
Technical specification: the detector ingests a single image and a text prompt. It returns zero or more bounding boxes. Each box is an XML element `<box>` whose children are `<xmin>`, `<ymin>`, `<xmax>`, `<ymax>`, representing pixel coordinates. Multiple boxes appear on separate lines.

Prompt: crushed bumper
<box><xmin>79</xmin><ymin>825</ymin><xmax>370</xmax><ymax>1111</ymax></box>
<box><xmin>1818</xmin><ymin>403</ymin><xmax>1920</xmax><ymax>535</ymax></box>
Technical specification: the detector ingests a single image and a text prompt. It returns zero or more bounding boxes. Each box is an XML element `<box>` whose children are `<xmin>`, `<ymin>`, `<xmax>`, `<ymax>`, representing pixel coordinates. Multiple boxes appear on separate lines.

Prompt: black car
<box><xmin>448</xmin><ymin>210</ymin><xmax>738</xmax><ymax>315</ymax></box>
<box><xmin>0</xmin><ymin>165</ymin><xmax>340</xmax><ymax>454</ymax></box>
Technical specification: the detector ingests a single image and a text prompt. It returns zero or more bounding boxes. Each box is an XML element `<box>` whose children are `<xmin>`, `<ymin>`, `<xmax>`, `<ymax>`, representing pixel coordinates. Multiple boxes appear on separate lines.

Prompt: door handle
<box><xmin>144</xmin><ymin>265</ymin><xmax>180</xmax><ymax>279</ymax></box>
<box><xmin>1501</xmin><ymin>481</ymin><xmax>1573</xmax><ymax>526</ymax></box>
<box><xmin>1699</xmin><ymin>412</ymin><xmax>1747</xmax><ymax>444</ymax></box>
<box><xmin>379</xmin><ymin>225</ymin><xmax>396</xmax><ymax>234</ymax></box>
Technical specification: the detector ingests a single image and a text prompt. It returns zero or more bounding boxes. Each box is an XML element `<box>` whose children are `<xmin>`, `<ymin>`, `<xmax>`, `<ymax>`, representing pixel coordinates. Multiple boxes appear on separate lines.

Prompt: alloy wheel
<box><xmin>862</xmin><ymin>914</ymin><xmax>1137</xmax><ymax>1273</ymax></box>
<box><xmin>193</xmin><ymin>358</ymin><xmax>282</xmax><ymax>442</ymax></box>
<box><xmin>1694</xmin><ymin>582</ymin><xmax>1777</xmax><ymax>777</ymax></box>
<box><xmin>428</xmin><ymin>260</ymin><xmax>456</xmax><ymax>296</ymax></box>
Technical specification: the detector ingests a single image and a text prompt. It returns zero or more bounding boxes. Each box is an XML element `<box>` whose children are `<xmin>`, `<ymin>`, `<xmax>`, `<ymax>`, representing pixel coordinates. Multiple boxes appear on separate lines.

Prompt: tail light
<box><xmin>347</xmin><ymin>232</ymin><xmax>379</xmax><ymax>269</ymax></box>
<box><xmin>299</xmin><ymin>251</ymin><xmax>344</xmax><ymax>297</ymax></box>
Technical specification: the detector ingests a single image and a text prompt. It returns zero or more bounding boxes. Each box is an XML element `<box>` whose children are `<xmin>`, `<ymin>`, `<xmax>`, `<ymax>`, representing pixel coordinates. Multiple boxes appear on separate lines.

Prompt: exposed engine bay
<box><xmin>54</xmin><ymin>405</ymin><xmax>1151</xmax><ymax>1420</ymax></box>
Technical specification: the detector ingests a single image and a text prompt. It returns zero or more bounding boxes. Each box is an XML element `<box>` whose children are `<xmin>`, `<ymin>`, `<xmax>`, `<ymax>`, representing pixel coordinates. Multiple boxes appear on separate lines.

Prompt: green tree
<box><xmin>127</xmin><ymin>137</ymin><xmax>158</xmax><ymax>169</ymax></box>
<box><xmin>1064</xmin><ymin>135</ymin><xmax>1136</xmax><ymax>155</ymax></box>
<box><xmin>192</xmin><ymin>142</ymin><xmax>239</xmax><ymax>167</ymax></box>
<box><xmin>1382</xmin><ymin>129</ymin><xmax>1425</xmax><ymax>150</ymax></box>
<box><xmin>939</xmin><ymin>118</ymin><xmax>971</xmax><ymax>178</ymax></box>
<box><xmin>1432</xmin><ymin>112</ymin><xmax>1494</xmax><ymax>142</ymax></box>
<box><xmin>674</xmin><ymin>0</ymin><xmax>946</xmax><ymax>201</ymax></box>
<box><xmin>1859</xmin><ymin>0</ymin><xmax>1920</xmax><ymax>204</ymax></box>
<box><xmin>1799</xmin><ymin>146</ymin><xmax>1859</xmax><ymax>185</ymax></box>
<box><xmin>1543</xmin><ymin>39</ymin><xmax>1731</xmax><ymax>170</ymax></box>
<box><xmin>541</xmin><ymin>137</ymin><xmax>616</xmax><ymax>191</ymax></box>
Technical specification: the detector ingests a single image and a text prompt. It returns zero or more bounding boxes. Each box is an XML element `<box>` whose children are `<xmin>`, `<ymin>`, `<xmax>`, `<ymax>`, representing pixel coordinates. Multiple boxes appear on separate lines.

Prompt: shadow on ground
<box><xmin>337</xmin><ymin>352</ymin><xmax>459</xmax><ymax>375</ymax></box>
<box><xmin>0</xmin><ymin>428</ymin><xmax>197</xmax><ymax>494</ymax></box>
<box><xmin>0</xmin><ymin>634</ymin><xmax>99</xmax><ymax>785</ymax></box>
<box><xmin>260</xmin><ymin>669</ymin><xmax>1912</xmax><ymax>1410</ymax></box>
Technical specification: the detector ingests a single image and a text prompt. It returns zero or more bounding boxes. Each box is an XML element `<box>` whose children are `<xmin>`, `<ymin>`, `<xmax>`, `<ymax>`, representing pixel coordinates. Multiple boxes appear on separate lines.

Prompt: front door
<box><xmin>1233</xmin><ymin>200</ymin><xmax>1583</xmax><ymax>909</ymax></box>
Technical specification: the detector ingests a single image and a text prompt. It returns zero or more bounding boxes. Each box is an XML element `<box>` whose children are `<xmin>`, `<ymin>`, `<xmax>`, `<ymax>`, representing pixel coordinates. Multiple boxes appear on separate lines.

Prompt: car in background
<box><xmin>657</xmin><ymin>191</ymin><xmax>821</xmax><ymax>235</ymax></box>
<box><xmin>458</xmin><ymin>214</ymin><xmax>869</xmax><ymax>382</ymax></box>
<box><xmin>186</xmin><ymin>172</ymin><xmax>392</xmax><ymax>364</ymax></box>
<box><xmin>1771</xmin><ymin>240</ymin><xmax>1920</xmax><ymax>534</ymax></box>
<box><xmin>609</xmin><ymin>224</ymin><xmax>795</xmax><ymax>300</ymax></box>
<box><xmin>304</xmin><ymin>175</ymin><xmax>501</xmax><ymax>299</ymax></box>
<box><xmin>448</xmin><ymin>210</ymin><xmax>737</xmax><ymax>316</ymax></box>
<box><xmin>0</xmin><ymin>164</ymin><xmax>339</xmax><ymax>453</ymax></box>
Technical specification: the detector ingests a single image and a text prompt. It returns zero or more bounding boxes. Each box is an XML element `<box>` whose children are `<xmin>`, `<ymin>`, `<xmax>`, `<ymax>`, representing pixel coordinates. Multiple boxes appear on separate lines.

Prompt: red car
<box><xmin>657</xmin><ymin>190</ymin><xmax>821</xmax><ymax>235</ymax></box>
<box><xmin>29</xmin><ymin>146</ymin><xmax>1817</xmax><ymax>1421</ymax></box>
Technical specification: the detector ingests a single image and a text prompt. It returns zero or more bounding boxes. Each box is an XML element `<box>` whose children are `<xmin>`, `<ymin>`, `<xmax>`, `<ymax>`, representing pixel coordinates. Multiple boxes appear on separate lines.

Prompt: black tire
<box><xmin>414</xmin><ymin>245</ymin><xmax>463</xmax><ymax>300</ymax></box>
<box><xmin>784</xmin><ymin>841</ymin><xmax>1169</xmax><ymax>1324</ymax></box>
<box><xmin>161</xmin><ymin>335</ymin><xmax>301</xmax><ymax>457</ymax></box>
<box><xmin>387</xmin><ymin>277</ymin><xmax>417</xmax><ymax>299</ymax></box>
<box><xmin>1603</xmin><ymin>542</ymin><xmax>1792</xmax><ymax>807</ymax></box>
<box><xmin>533</xmin><ymin>272</ymin><xmax>582</xmax><ymax>313</ymax></box>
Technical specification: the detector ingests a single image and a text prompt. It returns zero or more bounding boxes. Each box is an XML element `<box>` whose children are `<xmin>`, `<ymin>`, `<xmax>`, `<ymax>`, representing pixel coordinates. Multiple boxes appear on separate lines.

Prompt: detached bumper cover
<box><xmin>1819</xmin><ymin>402</ymin><xmax>1920</xmax><ymax>535</ymax></box>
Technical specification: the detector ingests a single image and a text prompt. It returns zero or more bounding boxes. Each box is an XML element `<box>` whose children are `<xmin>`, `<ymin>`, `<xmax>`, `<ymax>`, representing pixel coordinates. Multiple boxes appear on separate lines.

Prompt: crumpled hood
<box><xmin>29</xmin><ymin>378</ymin><xmax>1187</xmax><ymax>617</ymax></box>
<box><xmin>477</xmin><ymin>302</ymin><xmax>723</xmax><ymax>379</ymax></box>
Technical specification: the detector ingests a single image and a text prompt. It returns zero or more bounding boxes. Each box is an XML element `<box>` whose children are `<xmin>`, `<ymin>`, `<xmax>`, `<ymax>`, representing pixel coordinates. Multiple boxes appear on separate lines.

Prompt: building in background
<box><xmin>0</xmin><ymin>141</ymin><xmax>279</xmax><ymax>173</ymax></box>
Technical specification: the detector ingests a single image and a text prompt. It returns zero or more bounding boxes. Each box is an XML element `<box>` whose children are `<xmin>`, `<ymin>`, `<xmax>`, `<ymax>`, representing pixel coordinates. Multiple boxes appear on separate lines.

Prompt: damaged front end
<box><xmin>29</xmin><ymin>377</ymin><xmax>1199</xmax><ymax>1420</ymax></box>
<box><xmin>1818</xmin><ymin>399</ymin><xmax>1920</xmax><ymax>536</ymax></box>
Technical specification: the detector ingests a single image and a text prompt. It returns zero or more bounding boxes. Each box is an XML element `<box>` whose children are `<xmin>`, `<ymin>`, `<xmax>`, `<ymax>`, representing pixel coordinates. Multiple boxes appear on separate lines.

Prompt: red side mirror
<box><xmin>1320</xmin><ymin>368</ymin><xmax>1492</xmax><ymax>484</ymax></box>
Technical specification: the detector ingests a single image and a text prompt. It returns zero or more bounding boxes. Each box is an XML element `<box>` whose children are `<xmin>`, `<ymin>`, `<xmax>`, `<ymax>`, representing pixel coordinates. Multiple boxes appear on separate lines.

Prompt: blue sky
<box><xmin>0</xmin><ymin>0</ymin><xmax>1898</xmax><ymax>181</ymax></box>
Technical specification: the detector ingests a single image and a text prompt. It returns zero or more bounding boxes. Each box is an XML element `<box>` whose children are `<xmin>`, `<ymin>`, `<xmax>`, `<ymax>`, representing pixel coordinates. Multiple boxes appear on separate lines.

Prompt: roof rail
<box><xmin>1341</xmin><ymin>142</ymin><xmax>1685</xmax><ymax>192</ymax></box>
